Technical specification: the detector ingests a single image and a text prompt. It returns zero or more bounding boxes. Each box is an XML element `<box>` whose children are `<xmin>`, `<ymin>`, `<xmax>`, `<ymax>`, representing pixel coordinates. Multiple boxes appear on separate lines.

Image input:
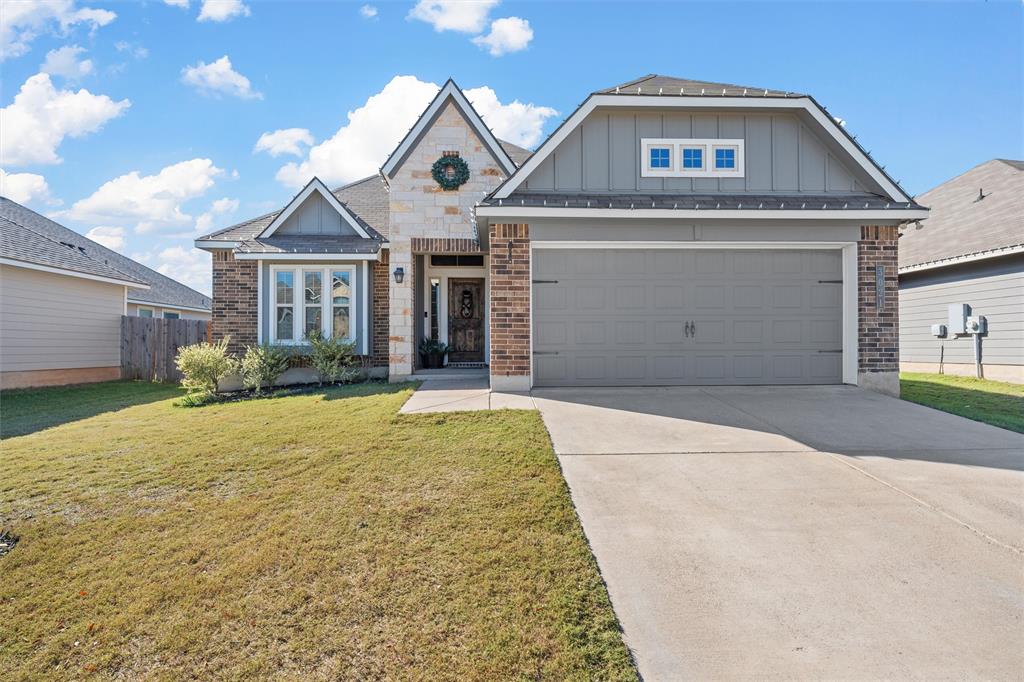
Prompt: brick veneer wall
<box><xmin>409</xmin><ymin>237</ymin><xmax>482</xmax><ymax>254</ymax></box>
<box><xmin>211</xmin><ymin>249</ymin><xmax>257</xmax><ymax>355</ymax></box>
<box><xmin>372</xmin><ymin>250</ymin><xmax>390</xmax><ymax>368</ymax></box>
<box><xmin>489</xmin><ymin>223</ymin><xmax>530</xmax><ymax>389</ymax></box>
<box><xmin>858</xmin><ymin>225</ymin><xmax>899</xmax><ymax>390</ymax></box>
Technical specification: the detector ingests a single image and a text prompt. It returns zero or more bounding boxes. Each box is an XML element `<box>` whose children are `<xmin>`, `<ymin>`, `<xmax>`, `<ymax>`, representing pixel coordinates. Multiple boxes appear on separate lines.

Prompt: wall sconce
<box><xmin>393</xmin><ymin>267</ymin><xmax>405</xmax><ymax>284</ymax></box>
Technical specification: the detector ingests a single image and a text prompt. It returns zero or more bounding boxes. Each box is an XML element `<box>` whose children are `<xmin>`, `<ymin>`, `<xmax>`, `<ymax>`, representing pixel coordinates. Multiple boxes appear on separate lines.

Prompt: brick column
<box><xmin>211</xmin><ymin>249</ymin><xmax>256</xmax><ymax>356</ymax></box>
<box><xmin>857</xmin><ymin>225</ymin><xmax>900</xmax><ymax>396</ymax></box>
<box><xmin>489</xmin><ymin>223</ymin><xmax>531</xmax><ymax>391</ymax></box>
<box><xmin>372</xmin><ymin>250</ymin><xmax>390</xmax><ymax>368</ymax></box>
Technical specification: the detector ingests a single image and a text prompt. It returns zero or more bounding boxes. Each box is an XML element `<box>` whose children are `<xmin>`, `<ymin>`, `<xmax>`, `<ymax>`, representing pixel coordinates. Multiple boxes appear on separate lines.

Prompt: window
<box><xmin>275</xmin><ymin>271</ymin><xmax>295</xmax><ymax>341</ymax></box>
<box><xmin>137</xmin><ymin>308</ymin><xmax>154</xmax><ymax>318</ymax></box>
<box><xmin>162</xmin><ymin>311</ymin><xmax>180</xmax><ymax>319</ymax></box>
<box><xmin>715</xmin><ymin>147</ymin><xmax>736</xmax><ymax>169</ymax></box>
<box><xmin>270</xmin><ymin>265</ymin><xmax>356</xmax><ymax>344</ymax></box>
<box><xmin>639</xmin><ymin>138</ymin><xmax>745</xmax><ymax>177</ymax></box>
<box><xmin>682</xmin><ymin>147</ymin><xmax>704</xmax><ymax>169</ymax></box>
<box><xmin>430</xmin><ymin>254</ymin><xmax>484</xmax><ymax>267</ymax></box>
<box><xmin>649</xmin><ymin>147</ymin><xmax>671</xmax><ymax>169</ymax></box>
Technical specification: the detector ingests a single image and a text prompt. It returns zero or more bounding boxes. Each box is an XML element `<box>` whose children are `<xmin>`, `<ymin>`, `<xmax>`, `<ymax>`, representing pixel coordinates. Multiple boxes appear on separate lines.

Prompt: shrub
<box><xmin>240</xmin><ymin>343</ymin><xmax>291</xmax><ymax>395</ymax></box>
<box><xmin>175</xmin><ymin>337</ymin><xmax>237</xmax><ymax>397</ymax></box>
<box><xmin>306</xmin><ymin>329</ymin><xmax>361</xmax><ymax>385</ymax></box>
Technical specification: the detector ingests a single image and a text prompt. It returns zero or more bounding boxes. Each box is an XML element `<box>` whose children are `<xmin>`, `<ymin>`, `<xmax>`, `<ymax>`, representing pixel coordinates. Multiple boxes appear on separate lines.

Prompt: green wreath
<box><xmin>431</xmin><ymin>155</ymin><xmax>470</xmax><ymax>191</ymax></box>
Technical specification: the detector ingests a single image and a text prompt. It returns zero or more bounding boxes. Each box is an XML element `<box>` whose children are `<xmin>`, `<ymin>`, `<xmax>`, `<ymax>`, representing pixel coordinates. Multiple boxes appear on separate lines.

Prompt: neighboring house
<box><xmin>899</xmin><ymin>159</ymin><xmax>1024</xmax><ymax>383</ymax></box>
<box><xmin>197</xmin><ymin>74</ymin><xmax>926</xmax><ymax>396</ymax></box>
<box><xmin>0</xmin><ymin>198</ymin><xmax>212</xmax><ymax>388</ymax></box>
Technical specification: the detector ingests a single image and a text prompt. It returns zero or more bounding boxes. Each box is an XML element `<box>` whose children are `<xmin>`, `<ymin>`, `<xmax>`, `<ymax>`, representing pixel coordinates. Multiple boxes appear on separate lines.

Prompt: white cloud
<box><xmin>464</xmin><ymin>86</ymin><xmax>556</xmax><ymax>148</ymax></box>
<box><xmin>0</xmin><ymin>169</ymin><xmax>51</xmax><ymax>204</ymax></box>
<box><xmin>114</xmin><ymin>40</ymin><xmax>148</xmax><ymax>59</ymax></box>
<box><xmin>359</xmin><ymin>4</ymin><xmax>378</xmax><ymax>19</ymax></box>
<box><xmin>1</xmin><ymin>0</ymin><xmax>116</xmax><ymax>61</ymax></box>
<box><xmin>40</xmin><ymin>44</ymin><xmax>94</xmax><ymax>80</ymax></box>
<box><xmin>154</xmin><ymin>246</ymin><xmax>212</xmax><ymax>295</ymax></box>
<box><xmin>60</xmin><ymin>158</ymin><xmax>224</xmax><ymax>233</ymax></box>
<box><xmin>472</xmin><ymin>16</ymin><xmax>532</xmax><ymax>56</ymax></box>
<box><xmin>84</xmin><ymin>225</ymin><xmax>126</xmax><ymax>252</ymax></box>
<box><xmin>197</xmin><ymin>0</ymin><xmax>250</xmax><ymax>22</ymax></box>
<box><xmin>163</xmin><ymin>0</ymin><xmax>189</xmax><ymax>7</ymax></box>
<box><xmin>408</xmin><ymin>0</ymin><xmax>497</xmax><ymax>33</ymax></box>
<box><xmin>195</xmin><ymin>196</ymin><xmax>239</xmax><ymax>233</ymax></box>
<box><xmin>254</xmin><ymin>128</ymin><xmax>314</xmax><ymax>157</ymax></box>
<box><xmin>274</xmin><ymin>76</ymin><xmax>557</xmax><ymax>188</ymax></box>
<box><xmin>0</xmin><ymin>73</ymin><xmax>130</xmax><ymax>167</ymax></box>
<box><xmin>181</xmin><ymin>55</ymin><xmax>261</xmax><ymax>100</ymax></box>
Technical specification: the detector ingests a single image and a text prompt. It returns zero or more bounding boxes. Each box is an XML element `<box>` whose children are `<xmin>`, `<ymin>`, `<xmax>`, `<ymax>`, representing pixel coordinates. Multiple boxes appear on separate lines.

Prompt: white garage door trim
<box><xmin>529</xmin><ymin>241</ymin><xmax>859</xmax><ymax>386</ymax></box>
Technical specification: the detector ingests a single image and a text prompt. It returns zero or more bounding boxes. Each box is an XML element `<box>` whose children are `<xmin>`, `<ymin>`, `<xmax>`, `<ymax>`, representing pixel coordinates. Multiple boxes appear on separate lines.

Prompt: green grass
<box><xmin>900</xmin><ymin>372</ymin><xmax>1024</xmax><ymax>433</ymax></box>
<box><xmin>0</xmin><ymin>382</ymin><xmax>635</xmax><ymax>680</ymax></box>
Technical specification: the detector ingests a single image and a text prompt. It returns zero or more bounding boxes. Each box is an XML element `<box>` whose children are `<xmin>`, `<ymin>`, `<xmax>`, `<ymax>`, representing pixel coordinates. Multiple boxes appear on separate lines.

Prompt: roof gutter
<box><xmin>475</xmin><ymin>206</ymin><xmax>929</xmax><ymax>221</ymax></box>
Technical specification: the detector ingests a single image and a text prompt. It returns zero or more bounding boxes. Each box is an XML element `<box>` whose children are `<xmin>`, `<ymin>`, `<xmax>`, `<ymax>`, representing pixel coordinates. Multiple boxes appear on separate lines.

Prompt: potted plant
<box><xmin>418</xmin><ymin>339</ymin><xmax>450</xmax><ymax>369</ymax></box>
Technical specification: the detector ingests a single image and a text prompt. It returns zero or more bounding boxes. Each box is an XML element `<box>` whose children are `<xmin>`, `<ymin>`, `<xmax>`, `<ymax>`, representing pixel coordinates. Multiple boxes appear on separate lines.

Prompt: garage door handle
<box><xmin>532</xmin><ymin>351</ymin><xmax>559</xmax><ymax>355</ymax></box>
<box><xmin>532</xmin><ymin>279</ymin><xmax>559</xmax><ymax>284</ymax></box>
<box><xmin>817</xmin><ymin>280</ymin><xmax>842</xmax><ymax>284</ymax></box>
<box><xmin>817</xmin><ymin>349</ymin><xmax>843</xmax><ymax>353</ymax></box>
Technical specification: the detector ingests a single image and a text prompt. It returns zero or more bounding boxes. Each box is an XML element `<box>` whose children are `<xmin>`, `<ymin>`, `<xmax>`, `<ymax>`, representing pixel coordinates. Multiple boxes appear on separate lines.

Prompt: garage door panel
<box><xmin>533</xmin><ymin>248</ymin><xmax>843</xmax><ymax>386</ymax></box>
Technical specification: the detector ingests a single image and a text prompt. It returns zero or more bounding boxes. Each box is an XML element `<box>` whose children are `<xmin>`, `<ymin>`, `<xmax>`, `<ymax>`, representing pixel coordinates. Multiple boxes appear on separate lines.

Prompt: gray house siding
<box><xmin>275</xmin><ymin>192</ymin><xmax>360</xmax><ymax>236</ymax></box>
<box><xmin>523</xmin><ymin>110</ymin><xmax>867</xmax><ymax>194</ymax></box>
<box><xmin>900</xmin><ymin>254</ymin><xmax>1024</xmax><ymax>382</ymax></box>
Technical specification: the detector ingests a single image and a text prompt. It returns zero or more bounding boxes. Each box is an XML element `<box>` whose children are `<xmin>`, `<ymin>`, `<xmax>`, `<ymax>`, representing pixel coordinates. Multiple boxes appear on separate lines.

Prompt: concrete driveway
<box><xmin>533</xmin><ymin>386</ymin><xmax>1024</xmax><ymax>681</ymax></box>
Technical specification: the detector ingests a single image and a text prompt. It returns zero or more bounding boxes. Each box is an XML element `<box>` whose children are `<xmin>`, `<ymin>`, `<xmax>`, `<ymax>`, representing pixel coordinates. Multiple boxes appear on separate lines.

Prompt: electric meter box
<box><xmin>966</xmin><ymin>316</ymin><xmax>987</xmax><ymax>334</ymax></box>
<box><xmin>931</xmin><ymin>324</ymin><xmax>947</xmax><ymax>338</ymax></box>
<box><xmin>948</xmin><ymin>303</ymin><xmax>969</xmax><ymax>335</ymax></box>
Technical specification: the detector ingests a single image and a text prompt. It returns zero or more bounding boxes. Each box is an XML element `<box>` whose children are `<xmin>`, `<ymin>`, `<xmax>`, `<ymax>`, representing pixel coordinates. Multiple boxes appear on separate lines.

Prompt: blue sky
<box><xmin>2</xmin><ymin>0</ymin><xmax>1021</xmax><ymax>295</ymax></box>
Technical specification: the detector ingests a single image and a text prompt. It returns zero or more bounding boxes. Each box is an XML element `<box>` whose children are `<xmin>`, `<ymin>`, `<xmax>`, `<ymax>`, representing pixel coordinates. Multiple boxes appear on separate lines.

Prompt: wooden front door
<box><xmin>448</xmin><ymin>278</ymin><xmax>485</xmax><ymax>363</ymax></box>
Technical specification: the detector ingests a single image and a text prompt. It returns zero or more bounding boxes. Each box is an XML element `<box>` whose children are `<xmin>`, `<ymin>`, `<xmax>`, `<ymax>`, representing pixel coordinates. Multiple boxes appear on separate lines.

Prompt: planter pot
<box><xmin>421</xmin><ymin>351</ymin><xmax>445</xmax><ymax>369</ymax></box>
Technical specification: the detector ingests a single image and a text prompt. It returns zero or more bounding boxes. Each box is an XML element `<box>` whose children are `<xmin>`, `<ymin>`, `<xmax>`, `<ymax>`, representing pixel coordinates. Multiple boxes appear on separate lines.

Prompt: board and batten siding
<box><xmin>0</xmin><ymin>264</ymin><xmax>125</xmax><ymax>372</ymax></box>
<box><xmin>899</xmin><ymin>255</ymin><xmax>1024</xmax><ymax>381</ymax></box>
<box><xmin>275</xmin><ymin>192</ymin><xmax>359</xmax><ymax>236</ymax></box>
<box><xmin>524</xmin><ymin>110</ymin><xmax>868</xmax><ymax>194</ymax></box>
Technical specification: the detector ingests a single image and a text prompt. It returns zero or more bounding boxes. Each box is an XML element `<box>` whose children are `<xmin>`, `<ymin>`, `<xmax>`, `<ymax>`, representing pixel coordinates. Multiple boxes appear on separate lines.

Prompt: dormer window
<box><xmin>640</xmin><ymin>138</ymin><xmax>745</xmax><ymax>178</ymax></box>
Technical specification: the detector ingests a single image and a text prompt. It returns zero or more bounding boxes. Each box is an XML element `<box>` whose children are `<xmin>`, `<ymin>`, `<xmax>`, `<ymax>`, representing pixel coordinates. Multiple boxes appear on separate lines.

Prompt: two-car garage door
<box><xmin>532</xmin><ymin>248</ymin><xmax>844</xmax><ymax>386</ymax></box>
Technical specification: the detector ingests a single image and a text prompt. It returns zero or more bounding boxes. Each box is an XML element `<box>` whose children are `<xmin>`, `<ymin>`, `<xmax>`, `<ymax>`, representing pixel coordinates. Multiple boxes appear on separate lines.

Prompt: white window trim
<box><xmin>161</xmin><ymin>310</ymin><xmax>181</xmax><ymax>319</ymax></box>
<box><xmin>640</xmin><ymin>138</ymin><xmax>745</xmax><ymax>178</ymax></box>
<box><xmin>137</xmin><ymin>306</ymin><xmax>155</xmax><ymax>318</ymax></box>
<box><xmin>268</xmin><ymin>264</ymin><xmax>357</xmax><ymax>346</ymax></box>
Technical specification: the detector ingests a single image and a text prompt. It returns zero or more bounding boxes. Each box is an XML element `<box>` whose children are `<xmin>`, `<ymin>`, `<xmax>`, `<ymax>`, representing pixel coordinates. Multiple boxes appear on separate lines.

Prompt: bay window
<box><xmin>271</xmin><ymin>265</ymin><xmax>356</xmax><ymax>344</ymax></box>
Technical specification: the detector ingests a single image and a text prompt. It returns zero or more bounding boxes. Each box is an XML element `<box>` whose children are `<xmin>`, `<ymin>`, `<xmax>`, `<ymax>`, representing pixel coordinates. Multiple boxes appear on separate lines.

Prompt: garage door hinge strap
<box><xmin>531</xmin><ymin>279</ymin><xmax>559</xmax><ymax>284</ymax></box>
<box><xmin>817</xmin><ymin>279</ymin><xmax>842</xmax><ymax>284</ymax></box>
<box><xmin>532</xmin><ymin>351</ymin><xmax>559</xmax><ymax>355</ymax></box>
<box><xmin>817</xmin><ymin>349</ymin><xmax>843</xmax><ymax>353</ymax></box>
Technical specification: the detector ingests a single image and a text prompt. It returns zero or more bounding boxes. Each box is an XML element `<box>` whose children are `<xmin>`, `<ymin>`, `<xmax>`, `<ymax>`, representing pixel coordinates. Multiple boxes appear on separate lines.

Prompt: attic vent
<box><xmin>59</xmin><ymin>241</ymin><xmax>87</xmax><ymax>254</ymax></box>
<box><xmin>442</xmin><ymin>150</ymin><xmax>460</xmax><ymax>158</ymax></box>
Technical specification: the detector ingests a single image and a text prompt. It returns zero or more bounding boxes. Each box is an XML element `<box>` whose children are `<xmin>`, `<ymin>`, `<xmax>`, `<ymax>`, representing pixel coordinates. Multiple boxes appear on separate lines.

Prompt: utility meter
<box><xmin>966</xmin><ymin>316</ymin><xmax>987</xmax><ymax>334</ymax></box>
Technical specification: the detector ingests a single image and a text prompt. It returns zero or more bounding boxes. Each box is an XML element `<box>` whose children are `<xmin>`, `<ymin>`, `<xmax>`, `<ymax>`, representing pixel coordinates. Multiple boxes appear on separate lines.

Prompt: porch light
<box><xmin>393</xmin><ymin>267</ymin><xmax>405</xmax><ymax>284</ymax></box>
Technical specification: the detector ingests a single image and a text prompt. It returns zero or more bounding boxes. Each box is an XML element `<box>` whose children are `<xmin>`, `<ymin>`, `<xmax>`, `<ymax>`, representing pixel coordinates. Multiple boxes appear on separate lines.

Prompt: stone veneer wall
<box><xmin>372</xmin><ymin>251</ymin><xmax>390</xmax><ymax>367</ymax></box>
<box><xmin>211</xmin><ymin>249</ymin><xmax>257</xmax><ymax>355</ymax></box>
<box><xmin>489</xmin><ymin>223</ymin><xmax>531</xmax><ymax>391</ymax></box>
<box><xmin>858</xmin><ymin>225</ymin><xmax>900</xmax><ymax>396</ymax></box>
<box><xmin>386</xmin><ymin>99</ymin><xmax>508</xmax><ymax>380</ymax></box>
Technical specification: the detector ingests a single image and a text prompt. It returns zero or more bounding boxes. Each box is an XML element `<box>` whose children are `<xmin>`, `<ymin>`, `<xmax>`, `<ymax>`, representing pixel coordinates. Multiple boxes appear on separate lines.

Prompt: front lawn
<box><xmin>0</xmin><ymin>382</ymin><xmax>635</xmax><ymax>679</ymax></box>
<box><xmin>900</xmin><ymin>372</ymin><xmax>1024</xmax><ymax>433</ymax></box>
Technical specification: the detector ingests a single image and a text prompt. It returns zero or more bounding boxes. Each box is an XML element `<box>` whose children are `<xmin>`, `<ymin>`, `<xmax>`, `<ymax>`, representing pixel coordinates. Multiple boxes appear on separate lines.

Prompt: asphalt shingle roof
<box><xmin>201</xmin><ymin>140</ymin><xmax>532</xmax><ymax>247</ymax></box>
<box><xmin>0</xmin><ymin>197</ymin><xmax>211</xmax><ymax>310</ymax></box>
<box><xmin>899</xmin><ymin>159</ymin><xmax>1024</xmax><ymax>269</ymax></box>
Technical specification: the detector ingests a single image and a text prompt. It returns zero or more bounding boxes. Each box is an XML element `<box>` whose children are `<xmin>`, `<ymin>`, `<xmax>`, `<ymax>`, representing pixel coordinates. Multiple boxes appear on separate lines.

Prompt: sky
<box><xmin>1</xmin><ymin>0</ymin><xmax>1022</xmax><ymax>296</ymax></box>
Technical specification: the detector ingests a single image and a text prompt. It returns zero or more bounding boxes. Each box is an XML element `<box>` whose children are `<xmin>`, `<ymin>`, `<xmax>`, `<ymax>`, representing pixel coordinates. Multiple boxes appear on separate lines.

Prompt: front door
<box><xmin>448</xmin><ymin>278</ymin><xmax>485</xmax><ymax>363</ymax></box>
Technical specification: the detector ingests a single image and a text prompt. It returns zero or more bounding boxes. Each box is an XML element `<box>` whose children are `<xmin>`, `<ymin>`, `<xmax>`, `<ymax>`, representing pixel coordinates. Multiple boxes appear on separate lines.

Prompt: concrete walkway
<box><xmin>399</xmin><ymin>374</ymin><xmax>535</xmax><ymax>413</ymax></box>
<box><xmin>533</xmin><ymin>386</ymin><xmax>1024</xmax><ymax>681</ymax></box>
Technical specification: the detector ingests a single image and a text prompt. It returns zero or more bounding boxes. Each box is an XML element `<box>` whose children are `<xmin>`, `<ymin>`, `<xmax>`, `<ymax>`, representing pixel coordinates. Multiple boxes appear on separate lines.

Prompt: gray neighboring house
<box><xmin>899</xmin><ymin>159</ymin><xmax>1024</xmax><ymax>383</ymax></box>
<box><xmin>0</xmin><ymin>197</ymin><xmax>212</xmax><ymax>389</ymax></box>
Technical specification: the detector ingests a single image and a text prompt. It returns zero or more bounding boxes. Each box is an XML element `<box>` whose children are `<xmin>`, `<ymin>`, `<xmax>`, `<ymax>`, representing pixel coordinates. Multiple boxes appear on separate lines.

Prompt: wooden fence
<box><xmin>121</xmin><ymin>316</ymin><xmax>209</xmax><ymax>382</ymax></box>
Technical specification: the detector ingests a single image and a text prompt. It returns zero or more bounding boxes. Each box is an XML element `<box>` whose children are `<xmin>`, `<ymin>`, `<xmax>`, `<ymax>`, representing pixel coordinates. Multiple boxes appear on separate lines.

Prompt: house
<box><xmin>899</xmin><ymin>159</ymin><xmax>1023</xmax><ymax>383</ymax></box>
<box><xmin>197</xmin><ymin>74</ymin><xmax>927</xmax><ymax>396</ymax></box>
<box><xmin>0</xmin><ymin>198</ymin><xmax>212</xmax><ymax>388</ymax></box>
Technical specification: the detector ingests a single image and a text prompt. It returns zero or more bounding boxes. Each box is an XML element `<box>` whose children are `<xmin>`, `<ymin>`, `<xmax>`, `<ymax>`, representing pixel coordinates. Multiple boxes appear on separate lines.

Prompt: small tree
<box><xmin>306</xmin><ymin>329</ymin><xmax>360</xmax><ymax>385</ymax></box>
<box><xmin>175</xmin><ymin>337</ymin><xmax>237</xmax><ymax>398</ymax></box>
<box><xmin>240</xmin><ymin>343</ymin><xmax>291</xmax><ymax>395</ymax></box>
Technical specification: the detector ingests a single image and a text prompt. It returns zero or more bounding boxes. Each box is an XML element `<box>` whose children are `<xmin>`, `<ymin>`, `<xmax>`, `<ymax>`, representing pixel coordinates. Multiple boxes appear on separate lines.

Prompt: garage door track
<box><xmin>533</xmin><ymin>386</ymin><xmax>1024</xmax><ymax>680</ymax></box>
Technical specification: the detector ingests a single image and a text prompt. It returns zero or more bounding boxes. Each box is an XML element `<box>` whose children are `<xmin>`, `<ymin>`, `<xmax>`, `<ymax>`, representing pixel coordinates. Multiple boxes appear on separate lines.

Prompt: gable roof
<box><xmin>487</xmin><ymin>73</ymin><xmax>915</xmax><ymax>206</ymax></box>
<box><xmin>380</xmin><ymin>79</ymin><xmax>517</xmax><ymax>179</ymax></box>
<box><xmin>258</xmin><ymin>176</ymin><xmax>374</xmax><ymax>239</ymax></box>
<box><xmin>899</xmin><ymin>159</ymin><xmax>1024</xmax><ymax>273</ymax></box>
